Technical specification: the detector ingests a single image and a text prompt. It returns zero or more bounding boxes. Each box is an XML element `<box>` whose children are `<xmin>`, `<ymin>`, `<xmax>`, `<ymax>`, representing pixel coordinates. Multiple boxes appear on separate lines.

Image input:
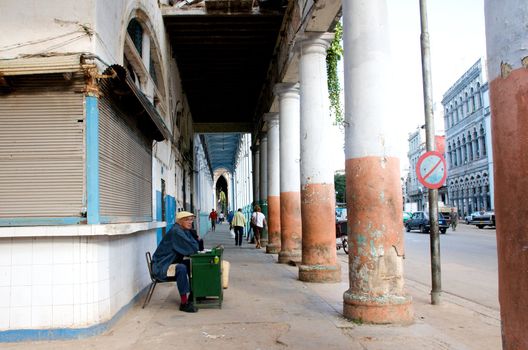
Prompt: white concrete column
<box><xmin>265</xmin><ymin>112</ymin><xmax>281</xmax><ymax>253</ymax></box>
<box><xmin>341</xmin><ymin>0</ymin><xmax>412</xmax><ymax>324</ymax></box>
<box><xmin>298</xmin><ymin>34</ymin><xmax>340</xmax><ymax>282</ymax></box>
<box><xmin>275</xmin><ymin>83</ymin><xmax>302</xmax><ymax>264</ymax></box>
<box><xmin>253</xmin><ymin>143</ymin><xmax>260</xmax><ymax>205</ymax></box>
<box><xmin>259</xmin><ymin>133</ymin><xmax>268</xmax><ymax>245</ymax></box>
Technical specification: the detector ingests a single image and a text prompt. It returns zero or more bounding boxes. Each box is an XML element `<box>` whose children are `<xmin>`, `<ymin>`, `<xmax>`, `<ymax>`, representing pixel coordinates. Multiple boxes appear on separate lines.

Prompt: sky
<box><xmin>329</xmin><ymin>0</ymin><xmax>487</xmax><ymax>174</ymax></box>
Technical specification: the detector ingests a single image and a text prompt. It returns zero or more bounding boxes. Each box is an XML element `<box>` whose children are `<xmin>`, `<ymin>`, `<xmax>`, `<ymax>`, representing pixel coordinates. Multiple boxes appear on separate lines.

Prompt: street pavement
<box><xmin>403</xmin><ymin>223</ymin><xmax>498</xmax><ymax>309</ymax></box>
<box><xmin>0</xmin><ymin>223</ymin><xmax>502</xmax><ymax>349</ymax></box>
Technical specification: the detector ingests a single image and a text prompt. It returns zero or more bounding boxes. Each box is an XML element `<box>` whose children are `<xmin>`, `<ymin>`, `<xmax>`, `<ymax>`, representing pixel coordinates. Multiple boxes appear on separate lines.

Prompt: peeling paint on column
<box><xmin>298</xmin><ymin>183</ymin><xmax>341</xmax><ymax>282</ymax></box>
<box><xmin>488</xmin><ymin>66</ymin><xmax>528</xmax><ymax>348</ymax></box>
<box><xmin>501</xmin><ymin>62</ymin><xmax>513</xmax><ymax>78</ymax></box>
<box><xmin>266</xmin><ymin>195</ymin><xmax>281</xmax><ymax>254</ymax></box>
<box><xmin>521</xmin><ymin>56</ymin><xmax>528</xmax><ymax>68</ymax></box>
<box><xmin>278</xmin><ymin>191</ymin><xmax>302</xmax><ymax>263</ymax></box>
<box><xmin>343</xmin><ymin>156</ymin><xmax>412</xmax><ymax>323</ymax></box>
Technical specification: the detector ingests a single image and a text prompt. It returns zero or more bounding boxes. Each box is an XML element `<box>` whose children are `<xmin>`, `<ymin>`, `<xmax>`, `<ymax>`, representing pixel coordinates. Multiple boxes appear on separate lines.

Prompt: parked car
<box><xmin>403</xmin><ymin>211</ymin><xmax>412</xmax><ymax>224</ymax></box>
<box><xmin>465</xmin><ymin>211</ymin><xmax>480</xmax><ymax>224</ymax></box>
<box><xmin>405</xmin><ymin>211</ymin><xmax>449</xmax><ymax>234</ymax></box>
<box><xmin>470</xmin><ymin>210</ymin><xmax>496</xmax><ymax>229</ymax></box>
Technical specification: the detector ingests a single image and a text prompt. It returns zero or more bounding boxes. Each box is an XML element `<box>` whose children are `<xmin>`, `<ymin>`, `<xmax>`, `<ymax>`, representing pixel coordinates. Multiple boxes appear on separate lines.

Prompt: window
<box><xmin>470</xmin><ymin>87</ymin><xmax>476</xmax><ymax>112</ymax></box>
<box><xmin>127</xmin><ymin>19</ymin><xmax>143</xmax><ymax>56</ymax></box>
<box><xmin>124</xmin><ymin>16</ymin><xmax>167</xmax><ymax>119</ymax></box>
<box><xmin>467</xmin><ymin>133</ymin><xmax>473</xmax><ymax>161</ymax></box>
<box><xmin>476</xmin><ymin>83</ymin><xmax>482</xmax><ymax>108</ymax></box>
<box><xmin>480</xmin><ymin>126</ymin><xmax>487</xmax><ymax>156</ymax></box>
<box><xmin>474</xmin><ymin>130</ymin><xmax>480</xmax><ymax>157</ymax></box>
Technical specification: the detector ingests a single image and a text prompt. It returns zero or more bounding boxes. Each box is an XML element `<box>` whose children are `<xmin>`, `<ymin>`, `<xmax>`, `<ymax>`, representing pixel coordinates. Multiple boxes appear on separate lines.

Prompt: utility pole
<box><xmin>419</xmin><ymin>0</ymin><xmax>441</xmax><ymax>305</ymax></box>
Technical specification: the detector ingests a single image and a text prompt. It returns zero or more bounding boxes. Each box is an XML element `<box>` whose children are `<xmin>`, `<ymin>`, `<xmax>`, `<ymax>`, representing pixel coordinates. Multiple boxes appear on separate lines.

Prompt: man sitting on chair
<box><xmin>151</xmin><ymin>211</ymin><xmax>201</xmax><ymax>313</ymax></box>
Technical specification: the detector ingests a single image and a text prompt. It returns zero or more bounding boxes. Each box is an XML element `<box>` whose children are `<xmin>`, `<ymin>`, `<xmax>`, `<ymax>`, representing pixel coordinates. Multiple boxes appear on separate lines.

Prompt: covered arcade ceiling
<box><xmin>163</xmin><ymin>0</ymin><xmax>340</xmax><ymax>172</ymax></box>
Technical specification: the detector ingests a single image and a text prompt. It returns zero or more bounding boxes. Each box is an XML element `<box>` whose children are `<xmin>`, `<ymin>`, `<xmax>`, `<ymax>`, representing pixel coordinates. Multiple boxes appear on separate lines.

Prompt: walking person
<box><xmin>227</xmin><ymin>210</ymin><xmax>234</xmax><ymax>229</ymax></box>
<box><xmin>251</xmin><ymin>205</ymin><xmax>266</xmax><ymax>249</ymax></box>
<box><xmin>232</xmin><ymin>208</ymin><xmax>247</xmax><ymax>246</ymax></box>
<box><xmin>450</xmin><ymin>208</ymin><xmax>458</xmax><ymax>231</ymax></box>
<box><xmin>208</xmin><ymin>209</ymin><xmax>217</xmax><ymax>231</ymax></box>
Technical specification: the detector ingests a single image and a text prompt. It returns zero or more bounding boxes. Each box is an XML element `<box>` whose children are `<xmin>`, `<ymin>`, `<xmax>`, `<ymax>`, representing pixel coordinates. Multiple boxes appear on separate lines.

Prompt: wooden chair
<box><xmin>142</xmin><ymin>251</ymin><xmax>177</xmax><ymax>308</ymax></box>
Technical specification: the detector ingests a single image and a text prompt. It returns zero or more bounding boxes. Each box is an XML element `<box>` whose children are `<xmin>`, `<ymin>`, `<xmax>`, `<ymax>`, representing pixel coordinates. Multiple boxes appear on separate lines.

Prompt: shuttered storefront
<box><xmin>0</xmin><ymin>74</ymin><xmax>85</xmax><ymax>219</ymax></box>
<box><xmin>98</xmin><ymin>84</ymin><xmax>152</xmax><ymax>222</ymax></box>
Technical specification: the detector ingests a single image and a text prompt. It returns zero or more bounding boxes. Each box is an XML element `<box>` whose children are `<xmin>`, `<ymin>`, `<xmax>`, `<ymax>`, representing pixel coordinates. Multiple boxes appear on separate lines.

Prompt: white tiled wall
<box><xmin>0</xmin><ymin>230</ymin><xmax>156</xmax><ymax>331</ymax></box>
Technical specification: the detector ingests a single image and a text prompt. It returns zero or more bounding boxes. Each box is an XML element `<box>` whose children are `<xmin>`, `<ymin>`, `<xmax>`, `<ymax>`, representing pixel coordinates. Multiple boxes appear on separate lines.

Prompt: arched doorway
<box><xmin>215</xmin><ymin>175</ymin><xmax>228</xmax><ymax>215</ymax></box>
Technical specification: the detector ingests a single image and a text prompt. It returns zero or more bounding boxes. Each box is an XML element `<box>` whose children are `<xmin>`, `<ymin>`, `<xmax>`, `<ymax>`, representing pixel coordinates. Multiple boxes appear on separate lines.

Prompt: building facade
<box><xmin>405</xmin><ymin>128</ymin><xmax>426</xmax><ymax>211</ymax></box>
<box><xmin>442</xmin><ymin>59</ymin><xmax>494</xmax><ymax>218</ymax></box>
<box><xmin>0</xmin><ymin>0</ymin><xmax>220</xmax><ymax>337</ymax></box>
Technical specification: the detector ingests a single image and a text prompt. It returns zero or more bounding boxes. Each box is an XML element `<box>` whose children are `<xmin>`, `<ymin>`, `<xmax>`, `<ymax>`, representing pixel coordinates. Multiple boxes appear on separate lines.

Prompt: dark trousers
<box><xmin>175</xmin><ymin>260</ymin><xmax>191</xmax><ymax>296</ymax></box>
<box><xmin>234</xmin><ymin>226</ymin><xmax>244</xmax><ymax>246</ymax></box>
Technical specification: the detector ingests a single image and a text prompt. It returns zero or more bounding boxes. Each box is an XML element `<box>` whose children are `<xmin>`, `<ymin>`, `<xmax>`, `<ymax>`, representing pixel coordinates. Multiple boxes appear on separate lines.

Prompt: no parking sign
<box><xmin>416</xmin><ymin>151</ymin><xmax>447</xmax><ymax>189</ymax></box>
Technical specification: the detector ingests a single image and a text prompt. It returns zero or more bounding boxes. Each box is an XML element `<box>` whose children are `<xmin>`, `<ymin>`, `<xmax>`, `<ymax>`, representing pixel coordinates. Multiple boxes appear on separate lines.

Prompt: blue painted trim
<box><xmin>0</xmin><ymin>217</ymin><xmax>82</xmax><ymax>226</ymax></box>
<box><xmin>98</xmin><ymin>216</ymin><xmax>153</xmax><ymax>224</ymax></box>
<box><xmin>198</xmin><ymin>212</ymin><xmax>209</xmax><ymax>237</ymax></box>
<box><xmin>86</xmin><ymin>96</ymin><xmax>100</xmax><ymax>225</ymax></box>
<box><xmin>165</xmin><ymin>195</ymin><xmax>176</xmax><ymax>233</ymax></box>
<box><xmin>156</xmin><ymin>191</ymin><xmax>163</xmax><ymax>244</ymax></box>
<box><xmin>0</xmin><ymin>285</ymin><xmax>148</xmax><ymax>342</ymax></box>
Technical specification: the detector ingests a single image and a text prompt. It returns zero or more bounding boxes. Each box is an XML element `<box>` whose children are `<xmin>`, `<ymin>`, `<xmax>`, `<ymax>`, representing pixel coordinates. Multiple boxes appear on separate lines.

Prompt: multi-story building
<box><xmin>442</xmin><ymin>58</ymin><xmax>494</xmax><ymax>217</ymax></box>
<box><xmin>406</xmin><ymin>128</ymin><xmax>426</xmax><ymax>211</ymax></box>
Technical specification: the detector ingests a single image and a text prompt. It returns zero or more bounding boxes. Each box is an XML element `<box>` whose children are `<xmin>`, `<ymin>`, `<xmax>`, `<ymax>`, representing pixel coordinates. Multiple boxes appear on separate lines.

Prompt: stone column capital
<box><xmin>264</xmin><ymin>112</ymin><xmax>279</xmax><ymax>125</ymax></box>
<box><xmin>273</xmin><ymin>82</ymin><xmax>300</xmax><ymax>97</ymax></box>
<box><xmin>297</xmin><ymin>32</ymin><xmax>334</xmax><ymax>55</ymax></box>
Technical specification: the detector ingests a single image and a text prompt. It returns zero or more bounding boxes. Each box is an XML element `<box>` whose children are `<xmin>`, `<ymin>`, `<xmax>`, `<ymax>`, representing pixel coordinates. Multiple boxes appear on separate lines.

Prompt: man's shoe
<box><xmin>179</xmin><ymin>302</ymin><xmax>198</xmax><ymax>313</ymax></box>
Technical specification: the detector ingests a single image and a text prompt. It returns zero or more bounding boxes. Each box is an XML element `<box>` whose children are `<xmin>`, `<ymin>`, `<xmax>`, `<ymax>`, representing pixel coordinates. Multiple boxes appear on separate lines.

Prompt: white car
<box><xmin>470</xmin><ymin>211</ymin><xmax>496</xmax><ymax>229</ymax></box>
<box><xmin>465</xmin><ymin>211</ymin><xmax>480</xmax><ymax>224</ymax></box>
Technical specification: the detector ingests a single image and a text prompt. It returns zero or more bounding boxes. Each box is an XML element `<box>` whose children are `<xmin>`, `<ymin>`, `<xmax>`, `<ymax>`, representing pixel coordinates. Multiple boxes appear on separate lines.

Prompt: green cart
<box><xmin>190</xmin><ymin>246</ymin><xmax>223</xmax><ymax>308</ymax></box>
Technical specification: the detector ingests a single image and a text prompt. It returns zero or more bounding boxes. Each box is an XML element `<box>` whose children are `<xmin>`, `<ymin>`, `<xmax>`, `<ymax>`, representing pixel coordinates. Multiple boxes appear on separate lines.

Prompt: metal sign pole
<box><xmin>419</xmin><ymin>0</ymin><xmax>441</xmax><ymax>305</ymax></box>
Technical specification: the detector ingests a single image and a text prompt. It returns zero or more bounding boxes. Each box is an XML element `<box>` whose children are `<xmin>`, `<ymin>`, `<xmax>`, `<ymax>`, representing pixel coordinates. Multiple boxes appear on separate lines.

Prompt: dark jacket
<box><xmin>151</xmin><ymin>223</ymin><xmax>199</xmax><ymax>281</ymax></box>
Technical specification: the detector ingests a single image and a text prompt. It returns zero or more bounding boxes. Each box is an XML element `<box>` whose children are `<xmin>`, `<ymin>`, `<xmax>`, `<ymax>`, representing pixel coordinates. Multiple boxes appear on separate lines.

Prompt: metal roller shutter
<box><xmin>0</xmin><ymin>74</ymin><xmax>85</xmax><ymax>218</ymax></box>
<box><xmin>98</xmin><ymin>84</ymin><xmax>152</xmax><ymax>222</ymax></box>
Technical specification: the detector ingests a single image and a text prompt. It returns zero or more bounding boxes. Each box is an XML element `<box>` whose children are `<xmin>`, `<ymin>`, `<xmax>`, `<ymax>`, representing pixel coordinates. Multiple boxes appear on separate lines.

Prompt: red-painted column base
<box><xmin>278</xmin><ymin>191</ymin><xmax>302</xmax><ymax>264</ymax></box>
<box><xmin>342</xmin><ymin>293</ymin><xmax>413</xmax><ymax>324</ymax></box>
<box><xmin>343</xmin><ymin>156</ymin><xmax>413</xmax><ymax>324</ymax></box>
<box><xmin>299</xmin><ymin>183</ymin><xmax>340</xmax><ymax>282</ymax></box>
<box><xmin>266</xmin><ymin>195</ymin><xmax>281</xmax><ymax>254</ymax></box>
<box><xmin>489</xmin><ymin>68</ymin><xmax>528</xmax><ymax>349</ymax></box>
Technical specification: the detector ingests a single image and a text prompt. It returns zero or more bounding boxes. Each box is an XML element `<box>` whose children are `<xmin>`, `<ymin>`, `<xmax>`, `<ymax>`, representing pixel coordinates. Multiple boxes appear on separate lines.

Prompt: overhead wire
<box><xmin>0</xmin><ymin>28</ymin><xmax>86</xmax><ymax>52</ymax></box>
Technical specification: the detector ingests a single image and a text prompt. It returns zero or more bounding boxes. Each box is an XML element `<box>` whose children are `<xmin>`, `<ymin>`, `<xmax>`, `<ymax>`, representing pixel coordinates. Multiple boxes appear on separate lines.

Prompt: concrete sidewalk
<box><xmin>1</xmin><ymin>223</ymin><xmax>501</xmax><ymax>349</ymax></box>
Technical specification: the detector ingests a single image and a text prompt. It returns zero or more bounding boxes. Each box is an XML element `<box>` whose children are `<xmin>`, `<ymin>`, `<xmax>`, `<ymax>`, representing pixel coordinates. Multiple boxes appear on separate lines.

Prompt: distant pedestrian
<box><xmin>227</xmin><ymin>210</ymin><xmax>234</xmax><ymax>229</ymax></box>
<box><xmin>232</xmin><ymin>208</ymin><xmax>247</xmax><ymax>246</ymax></box>
<box><xmin>209</xmin><ymin>209</ymin><xmax>218</xmax><ymax>231</ymax></box>
<box><xmin>450</xmin><ymin>208</ymin><xmax>458</xmax><ymax>231</ymax></box>
<box><xmin>251</xmin><ymin>205</ymin><xmax>266</xmax><ymax>249</ymax></box>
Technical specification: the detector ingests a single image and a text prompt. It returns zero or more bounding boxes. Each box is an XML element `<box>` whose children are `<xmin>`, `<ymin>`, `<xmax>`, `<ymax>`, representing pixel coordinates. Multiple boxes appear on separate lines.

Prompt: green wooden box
<box><xmin>190</xmin><ymin>247</ymin><xmax>223</xmax><ymax>308</ymax></box>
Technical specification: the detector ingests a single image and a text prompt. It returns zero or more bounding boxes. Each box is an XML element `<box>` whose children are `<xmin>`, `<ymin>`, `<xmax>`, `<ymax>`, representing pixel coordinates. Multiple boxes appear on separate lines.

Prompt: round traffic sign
<box><xmin>416</xmin><ymin>151</ymin><xmax>447</xmax><ymax>189</ymax></box>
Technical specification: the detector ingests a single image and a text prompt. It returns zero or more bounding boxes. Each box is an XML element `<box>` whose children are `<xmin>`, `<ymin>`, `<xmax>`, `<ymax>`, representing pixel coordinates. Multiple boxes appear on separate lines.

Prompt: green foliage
<box><xmin>334</xmin><ymin>172</ymin><xmax>346</xmax><ymax>203</ymax></box>
<box><xmin>326</xmin><ymin>22</ymin><xmax>343</xmax><ymax>124</ymax></box>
